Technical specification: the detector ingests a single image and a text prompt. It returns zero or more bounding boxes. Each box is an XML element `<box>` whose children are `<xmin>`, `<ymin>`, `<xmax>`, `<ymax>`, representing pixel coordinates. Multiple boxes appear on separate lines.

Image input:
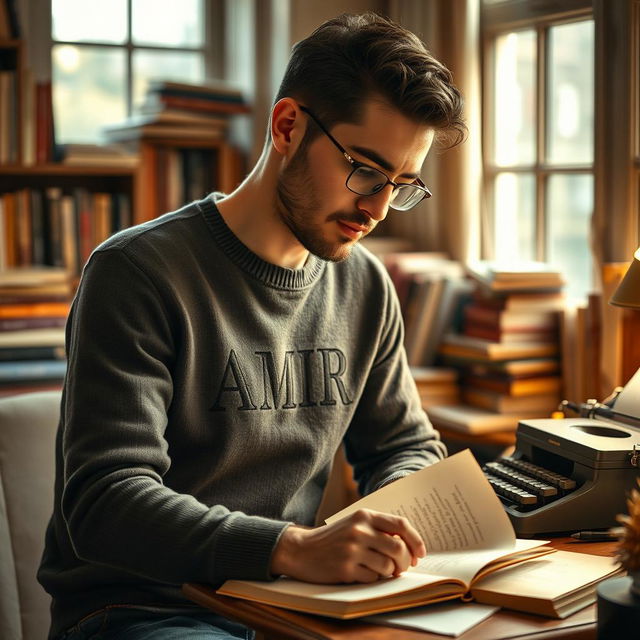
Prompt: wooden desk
<box><xmin>183</xmin><ymin>538</ymin><xmax>616</xmax><ymax>640</ymax></box>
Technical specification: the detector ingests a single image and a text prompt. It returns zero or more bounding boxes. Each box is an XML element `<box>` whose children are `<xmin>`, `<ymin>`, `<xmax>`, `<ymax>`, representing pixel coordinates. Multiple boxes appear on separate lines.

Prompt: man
<box><xmin>39</xmin><ymin>12</ymin><xmax>465</xmax><ymax>640</ymax></box>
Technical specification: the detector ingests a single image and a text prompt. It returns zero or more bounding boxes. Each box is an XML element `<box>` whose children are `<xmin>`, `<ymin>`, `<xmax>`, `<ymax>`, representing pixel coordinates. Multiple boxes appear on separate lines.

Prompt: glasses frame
<box><xmin>298</xmin><ymin>105</ymin><xmax>432</xmax><ymax>211</ymax></box>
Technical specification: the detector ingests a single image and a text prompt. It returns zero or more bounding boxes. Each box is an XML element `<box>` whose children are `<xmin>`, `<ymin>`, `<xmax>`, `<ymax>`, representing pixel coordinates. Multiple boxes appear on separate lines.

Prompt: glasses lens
<box><xmin>390</xmin><ymin>185</ymin><xmax>427</xmax><ymax>211</ymax></box>
<box><xmin>347</xmin><ymin>165</ymin><xmax>388</xmax><ymax>195</ymax></box>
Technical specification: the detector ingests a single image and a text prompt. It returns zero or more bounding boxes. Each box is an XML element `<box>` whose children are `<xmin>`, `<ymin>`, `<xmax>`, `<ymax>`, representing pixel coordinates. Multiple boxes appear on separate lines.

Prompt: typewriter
<box><xmin>482</xmin><ymin>369</ymin><xmax>640</xmax><ymax>537</ymax></box>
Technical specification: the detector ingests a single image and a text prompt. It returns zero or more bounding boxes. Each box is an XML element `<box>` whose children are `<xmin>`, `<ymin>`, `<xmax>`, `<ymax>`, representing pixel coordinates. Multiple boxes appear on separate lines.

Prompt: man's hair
<box><xmin>275</xmin><ymin>12</ymin><xmax>466</xmax><ymax>148</ymax></box>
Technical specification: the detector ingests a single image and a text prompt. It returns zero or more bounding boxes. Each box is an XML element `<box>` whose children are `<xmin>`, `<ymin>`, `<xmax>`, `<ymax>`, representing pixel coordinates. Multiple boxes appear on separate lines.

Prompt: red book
<box><xmin>464</xmin><ymin>304</ymin><xmax>559</xmax><ymax>331</ymax></box>
<box><xmin>35</xmin><ymin>81</ymin><xmax>53</xmax><ymax>164</ymax></box>
<box><xmin>157</xmin><ymin>94</ymin><xmax>251</xmax><ymax>115</ymax></box>
<box><xmin>463</xmin><ymin>323</ymin><xmax>558</xmax><ymax>344</ymax></box>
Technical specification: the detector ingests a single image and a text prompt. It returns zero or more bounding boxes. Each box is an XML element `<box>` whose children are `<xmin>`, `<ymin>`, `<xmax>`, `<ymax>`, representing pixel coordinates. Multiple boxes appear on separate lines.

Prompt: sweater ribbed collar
<box><xmin>197</xmin><ymin>194</ymin><xmax>326</xmax><ymax>290</ymax></box>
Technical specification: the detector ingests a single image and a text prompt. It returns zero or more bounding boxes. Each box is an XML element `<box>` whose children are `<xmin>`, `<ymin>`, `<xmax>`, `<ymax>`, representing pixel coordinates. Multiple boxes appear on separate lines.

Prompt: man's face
<box><xmin>275</xmin><ymin>100</ymin><xmax>435</xmax><ymax>263</ymax></box>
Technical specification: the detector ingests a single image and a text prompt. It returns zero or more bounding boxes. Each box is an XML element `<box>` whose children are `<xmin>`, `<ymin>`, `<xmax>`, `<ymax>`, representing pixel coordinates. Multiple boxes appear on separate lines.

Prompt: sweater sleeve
<box><xmin>61</xmin><ymin>248</ymin><xmax>288</xmax><ymax>585</ymax></box>
<box><xmin>343</xmin><ymin>269</ymin><xmax>447</xmax><ymax>496</ymax></box>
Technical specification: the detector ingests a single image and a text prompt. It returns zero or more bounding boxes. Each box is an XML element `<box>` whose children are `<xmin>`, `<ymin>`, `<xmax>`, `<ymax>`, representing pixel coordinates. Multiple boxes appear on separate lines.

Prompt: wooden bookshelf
<box><xmin>0</xmin><ymin>31</ymin><xmax>245</xmax><ymax>269</ymax></box>
<box><xmin>135</xmin><ymin>136</ymin><xmax>243</xmax><ymax>223</ymax></box>
<box><xmin>0</xmin><ymin>164</ymin><xmax>137</xmax><ymax>200</ymax></box>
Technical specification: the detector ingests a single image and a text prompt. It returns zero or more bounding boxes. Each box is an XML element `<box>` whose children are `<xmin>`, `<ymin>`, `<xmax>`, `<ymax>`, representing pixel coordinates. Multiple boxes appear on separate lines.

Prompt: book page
<box><xmin>413</xmin><ymin>540</ymin><xmax>552</xmax><ymax>586</ymax></box>
<box><xmin>364</xmin><ymin>601</ymin><xmax>499</xmax><ymax>636</ymax></box>
<box><xmin>326</xmin><ymin>449</ymin><xmax>514</xmax><ymax>553</ymax></box>
<box><xmin>471</xmin><ymin>550</ymin><xmax>619</xmax><ymax>601</ymax></box>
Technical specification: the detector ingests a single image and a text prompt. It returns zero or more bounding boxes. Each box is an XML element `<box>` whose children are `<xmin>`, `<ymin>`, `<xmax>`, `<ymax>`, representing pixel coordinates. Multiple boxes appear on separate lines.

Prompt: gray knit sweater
<box><xmin>38</xmin><ymin>195</ymin><xmax>445</xmax><ymax>638</ymax></box>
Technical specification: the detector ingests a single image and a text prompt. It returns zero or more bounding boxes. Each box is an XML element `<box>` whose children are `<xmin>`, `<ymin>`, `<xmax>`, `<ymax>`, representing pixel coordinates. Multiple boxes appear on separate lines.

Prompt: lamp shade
<box><xmin>610</xmin><ymin>248</ymin><xmax>640</xmax><ymax>309</ymax></box>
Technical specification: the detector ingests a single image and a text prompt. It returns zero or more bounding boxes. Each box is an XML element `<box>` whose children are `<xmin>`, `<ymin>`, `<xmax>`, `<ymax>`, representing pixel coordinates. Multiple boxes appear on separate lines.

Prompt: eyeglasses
<box><xmin>299</xmin><ymin>106</ymin><xmax>431</xmax><ymax>211</ymax></box>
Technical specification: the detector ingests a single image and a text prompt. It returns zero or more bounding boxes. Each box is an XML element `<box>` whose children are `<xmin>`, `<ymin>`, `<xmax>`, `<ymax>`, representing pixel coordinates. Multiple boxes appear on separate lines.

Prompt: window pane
<box><xmin>132</xmin><ymin>50</ymin><xmax>205</xmax><ymax>111</ymax></box>
<box><xmin>52</xmin><ymin>0</ymin><xmax>127</xmax><ymax>44</ymax></box>
<box><xmin>547</xmin><ymin>21</ymin><xmax>594</xmax><ymax>165</ymax></box>
<box><xmin>132</xmin><ymin>0</ymin><xmax>204</xmax><ymax>47</ymax></box>
<box><xmin>493</xmin><ymin>173</ymin><xmax>536</xmax><ymax>261</ymax></box>
<box><xmin>493</xmin><ymin>30</ymin><xmax>536</xmax><ymax>166</ymax></box>
<box><xmin>53</xmin><ymin>45</ymin><xmax>127</xmax><ymax>143</ymax></box>
<box><xmin>546</xmin><ymin>174</ymin><xmax>593</xmax><ymax>300</ymax></box>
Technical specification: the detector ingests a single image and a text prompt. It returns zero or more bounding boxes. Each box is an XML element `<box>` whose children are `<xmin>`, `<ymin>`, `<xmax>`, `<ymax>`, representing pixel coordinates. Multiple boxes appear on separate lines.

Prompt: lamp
<box><xmin>610</xmin><ymin>247</ymin><xmax>640</xmax><ymax>309</ymax></box>
<box><xmin>598</xmin><ymin>247</ymin><xmax>640</xmax><ymax>638</ymax></box>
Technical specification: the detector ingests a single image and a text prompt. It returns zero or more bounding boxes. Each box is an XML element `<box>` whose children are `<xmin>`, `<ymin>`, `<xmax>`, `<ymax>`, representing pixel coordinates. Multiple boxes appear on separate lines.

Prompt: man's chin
<box><xmin>308</xmin><ymin>240</ymin><xmax>354</xmax><ymax>263</ymax></box>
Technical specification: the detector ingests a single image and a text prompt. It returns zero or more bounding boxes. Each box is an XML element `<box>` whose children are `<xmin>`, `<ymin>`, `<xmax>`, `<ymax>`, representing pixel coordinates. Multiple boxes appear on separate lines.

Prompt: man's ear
<box><xmin>270</xmin><ymin>98</ymin><xmax>306</xmax><ymax>156</ymax></box>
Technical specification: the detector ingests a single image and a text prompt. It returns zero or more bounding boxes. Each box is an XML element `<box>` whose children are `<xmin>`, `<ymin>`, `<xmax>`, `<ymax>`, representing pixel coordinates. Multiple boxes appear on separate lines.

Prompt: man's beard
<box><xmin>275</xmin><ymin>140</ymin><xmax>367</xmax><ymax>263</ymax></box>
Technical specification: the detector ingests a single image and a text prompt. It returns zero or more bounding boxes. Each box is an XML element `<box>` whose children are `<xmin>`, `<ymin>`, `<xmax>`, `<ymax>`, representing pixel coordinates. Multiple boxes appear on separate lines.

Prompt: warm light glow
<box><xmin>54</xmin><ymin>45</ymin><xmax>80</xmax><ymax>72</ymax></box>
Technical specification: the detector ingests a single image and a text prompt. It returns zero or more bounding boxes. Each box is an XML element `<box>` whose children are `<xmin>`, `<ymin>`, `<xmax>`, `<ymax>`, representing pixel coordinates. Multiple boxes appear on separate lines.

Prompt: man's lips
<box><xmin>337</xmin><ymin>219</ymin><xmax>371</xmax><ymax>239</ymax></box>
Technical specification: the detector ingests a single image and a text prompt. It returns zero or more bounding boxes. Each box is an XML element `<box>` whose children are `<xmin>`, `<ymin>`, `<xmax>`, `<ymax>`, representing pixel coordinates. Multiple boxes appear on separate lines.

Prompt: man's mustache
<box><xmin>327</xmin><ymin>212</ymin><xmax>374</xmax><ymax>234</ymax></box>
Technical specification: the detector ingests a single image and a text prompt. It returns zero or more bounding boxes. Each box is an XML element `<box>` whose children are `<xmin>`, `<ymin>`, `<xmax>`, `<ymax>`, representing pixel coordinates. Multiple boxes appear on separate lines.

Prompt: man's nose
<box><xmin>356</xmin><ymin>186</ymin><xmax>394</xmax><ymax>222</ymax></box>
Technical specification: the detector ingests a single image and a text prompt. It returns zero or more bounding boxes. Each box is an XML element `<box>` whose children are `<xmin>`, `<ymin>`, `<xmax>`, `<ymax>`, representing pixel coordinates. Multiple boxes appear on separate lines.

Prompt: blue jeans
<box><xmin>58</xmin><ymin>607</ymin><xmax>255</xmax><ymax>639</ymax></box>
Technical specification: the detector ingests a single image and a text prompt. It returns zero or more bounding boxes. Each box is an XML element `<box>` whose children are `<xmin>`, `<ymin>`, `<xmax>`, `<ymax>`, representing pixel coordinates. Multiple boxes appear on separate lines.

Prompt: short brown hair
<box><xmin>275</xmin><ymin>13</ymin><xmax>466</xmax><ymax>148</ymax></box>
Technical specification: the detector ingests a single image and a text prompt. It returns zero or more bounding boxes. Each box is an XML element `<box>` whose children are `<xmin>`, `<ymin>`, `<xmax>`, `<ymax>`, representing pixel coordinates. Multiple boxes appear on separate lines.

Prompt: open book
<box><xmin>218</xmin><ymin>450</ymin><xmax>584</xmax><ymax>619</ymax></box>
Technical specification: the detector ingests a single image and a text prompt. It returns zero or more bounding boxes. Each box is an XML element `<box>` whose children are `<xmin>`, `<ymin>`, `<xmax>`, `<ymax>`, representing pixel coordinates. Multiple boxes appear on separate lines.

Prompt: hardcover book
<box><xmin>440</xmin><ymin>333</ymin><xmax>558</xmax><ymax>362</ymax></box>
<box><xmin>218</xmin><ymin>450</ymin><xmax>579</xmax><ymax>619</ymax></box>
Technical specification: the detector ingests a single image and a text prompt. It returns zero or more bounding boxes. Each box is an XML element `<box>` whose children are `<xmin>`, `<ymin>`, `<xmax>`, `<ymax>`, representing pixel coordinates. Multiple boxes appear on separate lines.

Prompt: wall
<box><xmin>226</xmin><ymin>0</ymin><xmax>387</xmax><ymax>161</ymax></box>
<box><xmin>288</xmin><ymin>0</ymin><xmax>387</xmax><ymax>45</ymax></box>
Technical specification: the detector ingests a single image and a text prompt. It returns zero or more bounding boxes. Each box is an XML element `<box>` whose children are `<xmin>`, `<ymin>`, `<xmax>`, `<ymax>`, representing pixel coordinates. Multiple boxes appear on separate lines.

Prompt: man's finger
<box><xmin>367</xmin><ymin>511</ymin><xmax>426</xmax><ymax>559</ymax></box>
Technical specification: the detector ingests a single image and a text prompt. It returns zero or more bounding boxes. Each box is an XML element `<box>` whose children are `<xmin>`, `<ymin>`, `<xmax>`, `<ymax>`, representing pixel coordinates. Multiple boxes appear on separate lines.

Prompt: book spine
<box><xmin>2</xmin><ymin>191</ymin><xmax>17</xmax><ymax>266</ymax></box>
<box><xmin>30</xmin><ymin>188</ymin><xmax>46</xmax><ymax>264</ymax></box>
<box><xmin>154</xmin><ymin>87</ymin><xmax>246</xmax><ymax>104</ymax></box>
<box><xmin>159</xmin><ymin>94</ymin><xmax>250</xmax><ymax>115</ymax></box>
<box><xmin>0</xmin><ymin>358</ymin><xmax>67</xmax><ymax>381</ymax></box>
<box><xmin>0</xmin><ymin>0</ymin><xmax>10</xmax><ymax>38</ymax></box>
<box><xmin>463</xmin><ymin>323</ymin><xmax>557</xmax><ymax>343</ymax></box>
<box><xmin>36</xmin><ymin>81</ymin><xmax>53</xmax><ymax>164</ymax></box>
<box><xmin>0</xmin><ymin>316</ymin><xmax>67</xmax><ymax>331</ymax></box>
<box><xmin>0</xmin><ymin>302</ymin><xmax>70</xmax><ymax>318</ymax></box>
<box><xmin>0</xmin><ymin>344</ymin><xmax>66</xmax><ymax>361</ymax></box>
<box><xmin>15</xmin><ymin>188</ymin><xmax>32</xmax><ymax>266</ymax></box>
<box><xmin>5</xmin><ymin>0</ymin><xmax>21</xmax><ymax>37</ymax></box>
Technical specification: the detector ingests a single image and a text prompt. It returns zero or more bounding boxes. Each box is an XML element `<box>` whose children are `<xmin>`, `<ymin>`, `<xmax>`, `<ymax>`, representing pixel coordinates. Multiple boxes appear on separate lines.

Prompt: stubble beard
<box><xmin>275</xmin><ymin>143</ymin><xmax>356</xmax><ymax>263</ymax></box>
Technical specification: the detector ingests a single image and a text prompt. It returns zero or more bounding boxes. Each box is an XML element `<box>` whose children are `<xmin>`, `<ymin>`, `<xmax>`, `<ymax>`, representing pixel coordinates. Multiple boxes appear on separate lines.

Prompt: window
<box><xmin>482</xmin><ymin>2</ymin><xmax>594</xmax><ymax>300</ymax></box>
<box><xmin>51</xmin><ymin>0</ymin><xmax>213</xmax><ymax>143</ymax></box>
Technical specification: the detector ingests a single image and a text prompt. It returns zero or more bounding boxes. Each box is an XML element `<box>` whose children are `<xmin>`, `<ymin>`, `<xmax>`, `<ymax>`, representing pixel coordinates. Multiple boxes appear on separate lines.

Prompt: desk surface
<box><xmin>183</xmin><ymin>538</ymin><xmax>616</xmax><ymax>640</ymax></box>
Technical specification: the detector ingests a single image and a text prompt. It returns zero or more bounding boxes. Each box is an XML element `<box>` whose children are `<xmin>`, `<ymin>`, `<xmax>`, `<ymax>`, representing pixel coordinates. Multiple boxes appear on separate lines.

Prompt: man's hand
<box><xmin>270</xmin><ymin>509</ymin><xmax>425</xmax><ymax>584</ymax></box>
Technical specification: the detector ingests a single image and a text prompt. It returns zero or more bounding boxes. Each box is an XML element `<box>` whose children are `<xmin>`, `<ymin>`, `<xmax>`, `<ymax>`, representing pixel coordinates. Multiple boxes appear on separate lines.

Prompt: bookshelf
<box><xmin>0</xmin><ymin>18</ymin><xmax>246</xmax><ymax>394</ymax></box>
<box><xmin>135</xmin><ymin>136</ymin><xmax>243</xmax><ymax>224</ymax></box>
<box><xmin>0</xmin><ymin>31</ymin><xmax>245</xmax><ymax>259</ymax></box>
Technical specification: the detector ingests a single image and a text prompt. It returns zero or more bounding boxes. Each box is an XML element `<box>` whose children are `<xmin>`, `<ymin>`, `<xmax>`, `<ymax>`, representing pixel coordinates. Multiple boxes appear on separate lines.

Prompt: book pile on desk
<box><xmin>0</xmin><ymin>267</ymin><xmax>70</xmax><ymax>396</ymax></box>
<box><xmin>427</xmin><ymin>260</ymin><xmax>565</xmax><ymax>434</ymax></box>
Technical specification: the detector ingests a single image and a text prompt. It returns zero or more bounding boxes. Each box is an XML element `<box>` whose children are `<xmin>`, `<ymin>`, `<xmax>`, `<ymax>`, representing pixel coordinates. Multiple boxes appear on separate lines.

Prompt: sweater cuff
<box><xmin>212</xmin><ymin>513</ymin><xmax>291</xmax><ymax>582</ymax></box>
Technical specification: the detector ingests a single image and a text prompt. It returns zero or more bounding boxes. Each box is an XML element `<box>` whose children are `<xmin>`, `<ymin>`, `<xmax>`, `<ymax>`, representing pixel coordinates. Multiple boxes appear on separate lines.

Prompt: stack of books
<box><xmin>60</xmin><ymin>143</ymin><xmax>138</xmax><ymax>168</ymax></box>
<box><xmin>104</xmin><ymin>79</ymin><xmax>250</xmax><ymax>145</ymax></box>
<box><xmin>0</xmin><ymin>267</ymin><xmax>70</xmax><ymax>396</ymax></box>
<box><xmin>429</xmin><ymin>260</ymin><xmax>565</xmax><ymax>433</ymax></box>
<box><xmin>411</xmin><ymin>366</ymin><xmax>460</xmax><ymax>408</ymax></box>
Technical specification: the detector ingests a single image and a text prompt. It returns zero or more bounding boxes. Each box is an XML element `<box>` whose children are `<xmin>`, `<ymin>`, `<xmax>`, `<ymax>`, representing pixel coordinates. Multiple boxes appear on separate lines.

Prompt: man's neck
<box><xmin>216</xmin><ymin>159</ymin><xmax>310</xmax><ymax>270</ymax></box>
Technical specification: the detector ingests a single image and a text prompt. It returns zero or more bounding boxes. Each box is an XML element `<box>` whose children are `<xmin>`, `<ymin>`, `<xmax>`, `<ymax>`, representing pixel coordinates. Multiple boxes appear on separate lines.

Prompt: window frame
<box><xmin>48</xmin><ymin>0</ymin><xmax>224</xmax><ymax>123</ymax></box>
<box><xmin>481</xmin><ymin>0</ymin><xmax>594</xmax><ymax>266</ymax></box>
